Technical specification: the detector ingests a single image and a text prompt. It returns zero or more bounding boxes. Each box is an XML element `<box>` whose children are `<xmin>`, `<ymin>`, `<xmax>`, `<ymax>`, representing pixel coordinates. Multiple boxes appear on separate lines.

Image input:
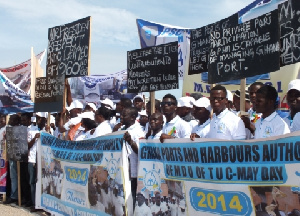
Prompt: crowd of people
<box><xmin>0</xmin><ymin>79</ymin><xmax>300</xmax><ymax>215</ymax></box>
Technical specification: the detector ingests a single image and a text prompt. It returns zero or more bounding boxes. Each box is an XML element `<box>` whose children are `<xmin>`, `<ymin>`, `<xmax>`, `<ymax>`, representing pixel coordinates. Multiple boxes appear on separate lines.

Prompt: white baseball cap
<box><xmin>78</xmin><ymin>111</ymin><xmax>95</xmax><ymax>121</ymax></box>
<box><xmin>100</xmin><ymin>98</ymin><xmax>114</xmax><ymax>110</ymax></box>
<box><xmin>86</xmin><ymin>103</ymin><xmax>97</xmax><ymax>112</ymax></box>
<box><xmin>133</xmin><ymin>94</ymin><xmax>144</xmax><ymax>102</ymax></box>
<box><xmin>138</xmin><ymin>110</ymin><xmax>147</xmax><ymax>116</ymax></box>
<box><xmin>50</xmin><ymin>115</ymin><xmax>55</xmax><ymax>124</ymax></box>
<box><xmin>66</xmin><ymin>100</ymin><xmax>84</xmax><ymax>111</ymax></box>
<box><xmin>36</xmin><ymin>112</ymin><xmax>48</xmax><ymax>118</ymax></box>
<box><xmin>226</xmin><ymin>90</ymin><xmax>233</xmax><ymax>102</ymax></box>
<box><xmin>31</xmin><ymin>117</ymin><xmax>36</xmax><ymax>123</ymax></box>
<box><xmin>193</xmin><ymin>97</ymin><xmax>212</xmax><ymax>112</ymax></box>
<box><xmin>177</xmin><ymin>97</ymin><xmax>194</xmax><ymax>108</ymax></box>
<box><xmin>288</xmin><ymin>79</ymin><xmax>300</xmax><ymax>92</ymax></box>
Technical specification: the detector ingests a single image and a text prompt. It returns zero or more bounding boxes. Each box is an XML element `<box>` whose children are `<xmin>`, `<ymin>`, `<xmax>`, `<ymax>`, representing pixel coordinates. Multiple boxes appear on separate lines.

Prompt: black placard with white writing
<box><xmin>34</xmin><ymin>75</ymin><xmax>65</xmax><ymax>112</ymax></box>
<box><xmin>189</xmin><ymin>13</ymin><xmax>238</xmax><ymax>75</ymax></box>
<box><xmin>208</xmin><ymin>10</ymin><xmax>280</xmax><ymax>84</ymax></box>
<box><xmin>6</xmin><ymin>126</ymin><xmax>28</xmax><ymax>162</ymax></box>
<box><xmin>279</xmin><ymin>0</ymin><xmax>300</xmax><ymax>66</ymax></box>
<box><xmin>127</xmin><ymin>41</ymin><xmax>178</xmax><ymax>93</ymax></box>
<box><xmin>46</xmin><ymin>16</ymin><xmax>91</xmax><ymax>77</ymax></box>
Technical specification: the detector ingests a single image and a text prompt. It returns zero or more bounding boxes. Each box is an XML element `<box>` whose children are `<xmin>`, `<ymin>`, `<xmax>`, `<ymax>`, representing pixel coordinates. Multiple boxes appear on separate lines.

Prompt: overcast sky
<box><xmin>0</xmin><ymin>0</ymin><xmax>255</xmax><ymax>76</ymax></box>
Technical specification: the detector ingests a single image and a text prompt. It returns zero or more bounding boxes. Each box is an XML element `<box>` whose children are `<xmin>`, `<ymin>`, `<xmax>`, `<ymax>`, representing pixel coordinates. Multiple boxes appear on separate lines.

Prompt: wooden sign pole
<box><xmin>2</xmin><ymin>115</ymin><xmax>9</xmax><ymax>202</ymax></box>
<box><xmin>240</xmin><ymin>78</ymin><xmax>246</xmax><ymax>114</ymax></box>
<box><xmin>17</xmin><ymin>161</ymin><xmax>21</xmax><ymax>206</ymax></box>
<box><xmin>150</xmin><ymin>92</ymin><xmax>155</xmax><ymax>115</ymax></box>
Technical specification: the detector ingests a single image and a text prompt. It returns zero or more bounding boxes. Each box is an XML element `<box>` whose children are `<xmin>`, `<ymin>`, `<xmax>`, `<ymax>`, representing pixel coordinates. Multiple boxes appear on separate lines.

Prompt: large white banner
<box><xmin>36</xmin><ymin>131</ymin><xmax>133</xmax><ymax>216</ymax></box>
<box><xmin>137</xmin><ymin>132</ymin><xmax>300</xmax><ymax>216</ymax></box>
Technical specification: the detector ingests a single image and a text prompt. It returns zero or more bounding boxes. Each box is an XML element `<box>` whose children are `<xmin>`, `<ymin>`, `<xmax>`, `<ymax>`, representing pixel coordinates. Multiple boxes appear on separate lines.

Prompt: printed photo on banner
<box><xmin>250</xmin><ymin>186</ymin><xmax>300</xmax><ymax>216</ymax></box>
<box><xmin>88</xmin><ymin>164</ymin><xmax>125</xmax><ymax>215</ymax></box>
<box><xmin>69</xmin><ymin>70</ymin><xmax>137</xmax><ymax>105</ymax></box>
<box><xmin>136</xmin><ymin>163</ymin><xmax>187</xmax><ymax>216</ymax></box>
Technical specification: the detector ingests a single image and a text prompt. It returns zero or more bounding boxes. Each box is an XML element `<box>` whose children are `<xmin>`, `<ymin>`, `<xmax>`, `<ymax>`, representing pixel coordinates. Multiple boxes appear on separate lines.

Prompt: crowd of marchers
<box><xmin>0</xmin><ymin>79</ymin><xmax>300</xmax><ymax>215</ymax></box>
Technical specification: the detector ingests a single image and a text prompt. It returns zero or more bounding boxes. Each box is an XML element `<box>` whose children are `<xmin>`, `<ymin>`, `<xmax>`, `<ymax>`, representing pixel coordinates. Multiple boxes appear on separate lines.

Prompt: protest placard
<box><xmin>34</xmin><ymin>75</ymin><xmax>65</xmax><ymax>112</ymax></box>
<box><xmin>279</xmin><ymin>0</ymin><xmax>300</xmax><ymax>66</ymax></box>
<box><xmin>208</xmin><ymin>10</ymin><xmax>280</xmax><ymax>84</ymax></box>
<box><xmin>189</xmin><ymin>13</ymin><xmax>238</xmax><ymax>75</ymax></box>
<box><xmin>6</xmin><ymin>126</ymin><xmax>28</xmax><ymax>162</ymax></box>
<box><xmin>46</xmin><ymin>16</ymin><xmax>91</xmax><ymax>77</ymax></box>
<box><xmin>127</xmin><ymin>41</ymin><xmax>178</xmax><ymax>93</ymax></box>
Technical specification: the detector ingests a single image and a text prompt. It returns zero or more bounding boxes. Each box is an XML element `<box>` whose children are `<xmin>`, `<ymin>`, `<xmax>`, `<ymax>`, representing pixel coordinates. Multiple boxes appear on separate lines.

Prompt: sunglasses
<box><xmin>209</xmin><ymin>97</ymin><xmax>225</xmax><ymax>101</ymax></box>
<box><xmin>161</xmin><ymin>102</ymin><xmax>176</xmax><ymax>106</ymax></box>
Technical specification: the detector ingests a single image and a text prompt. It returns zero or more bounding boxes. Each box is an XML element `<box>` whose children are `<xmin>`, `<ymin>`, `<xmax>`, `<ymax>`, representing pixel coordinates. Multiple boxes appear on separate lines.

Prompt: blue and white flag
<box><xmin>0</xmin><ymin>70</ymin><xmax>33</xmax><ymax>114</ymax></box>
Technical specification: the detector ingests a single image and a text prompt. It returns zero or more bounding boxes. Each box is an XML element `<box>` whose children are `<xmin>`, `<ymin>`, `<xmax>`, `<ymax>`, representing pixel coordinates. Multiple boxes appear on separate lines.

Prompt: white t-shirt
<box><xmin>151</xmin><ymin>203</ymin><xmax>168</xmax><ymax>214</ymax></box>
<box><xmin>123</xmin><ymin>122</ymin><xmax>145</xmax><ymax>178</ymax></box>
<box><xmin>254</xmin><ymin>111</ymin><xmax>290</xmax><ymax>139</ymax></box>
<box><xmin>169</xmin><ymin>203</ymin><xmax>178</xmax><ymax>216</ymax></box>
<box><xmin>162</xmin><ymin>115</ymin><xmax>191</xmax><ymax>138</ymax></box>
<box><xmin>207</xmin><ymin>108</ymin><xmax>246</xmax><ymax>140</ymax></box>
<box><xmin>134</xmin><ymin>203</ymin><xmax>152</xmax><ymax>216</ymax></box>
<box><xmin>91</xmin><ymin>120</ymin><xmax>112</xmax><ymax>138</ymax></box>
<box><xmin>191</xmin><ymin>119</ymin><xmax>211</xmax><ymax>138</ymax></box>
<box><xmin>63</xmin><ymin>116</ymin><xmax>82</xmax><ymax>130</ymax></box>
<box><xmin>27</xmin><ymin>126</ymin><xmax>40</xmax><ymax>163</ymax></box>
<box><xmin>284</xmin><ymin>112</ymin><xmax>300</xmax><ymax>132</ymax></box>
<box><xmin>147</xmin><ymin>130</ymin><xmax>163</xmax><ymax>140</ymax></box>
<box><xmin>112</xmin><ymin>195</ymin><xmax>125</xmax><ymax>216</ymax></box>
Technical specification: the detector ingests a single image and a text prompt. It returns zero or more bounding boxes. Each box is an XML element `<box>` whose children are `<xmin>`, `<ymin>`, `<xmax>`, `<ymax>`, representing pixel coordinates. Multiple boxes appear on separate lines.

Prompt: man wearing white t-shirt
<box><xmin>190</xmin><ymin>97</ymin><xmax>211</xmax><ymax>140</ymax></box>
<box><xmin>284</xmin><ymin>79</ymin><xmax>300</xmax><ymax>132</ymax></box>
<box><xmin>160</xmin><ymin>94</ymin><xmax>191</xmax><ymax>143</ymax></box>
<box><xmin>146</xmin><ymin>113</ymin><xmax>164</xmax><ymax>140</ymax></box>
<box><xmin>121</xmin><ymin>107</ymin><xmax>145</xmax><ymax>209</ymax></box>
<box><xmin>207</xmin><ymin>85</ymin><xmax>246</xmax><ymax>140</ymax></box>
<box><xmin>27</xmin><ymin>112</ymin><xmax>51</xmax><ymax>212</ymax></box>
<box><xmin>254</xmin><ymin>85</ymin><xmax>290</xmax><ymax>139</ymax></box>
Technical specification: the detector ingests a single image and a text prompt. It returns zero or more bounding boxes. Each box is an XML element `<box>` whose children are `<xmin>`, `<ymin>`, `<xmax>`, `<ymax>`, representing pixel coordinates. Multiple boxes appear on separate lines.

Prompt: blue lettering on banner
<box><xmin>64</xmin><ymin>166</ymin><xmax>89</xmax><ymax>186</ymax></box>
<box><xmin>164</xmin><ymin>163</ymin><xmax>286</xmax><ymax>184</ymax></box>
<box><xmin>41</xmin><ymin>194</ymin><xmax>108</xmax><ymax>216</ymax></box>
<box><xmin>194</xmin><ymin>82</ymin><xmax>211</xmax><ymax>93</ymax></box>
<box><xmin>65</xmin><ymin>189</ymin><xmax>86</xmax><ymax>206</ymax></box>
<box><xmin>189</xmin><ymin>187</ymin><xmax>252</xmax><ymax>216</ymax></box>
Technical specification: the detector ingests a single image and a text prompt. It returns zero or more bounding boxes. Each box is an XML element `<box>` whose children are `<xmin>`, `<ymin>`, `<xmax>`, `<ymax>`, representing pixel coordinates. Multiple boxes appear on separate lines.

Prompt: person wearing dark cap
<box><xmin>254</xmin><ymin>85</ymin><xmax>290</xmax><ymax>139</ymax></box>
